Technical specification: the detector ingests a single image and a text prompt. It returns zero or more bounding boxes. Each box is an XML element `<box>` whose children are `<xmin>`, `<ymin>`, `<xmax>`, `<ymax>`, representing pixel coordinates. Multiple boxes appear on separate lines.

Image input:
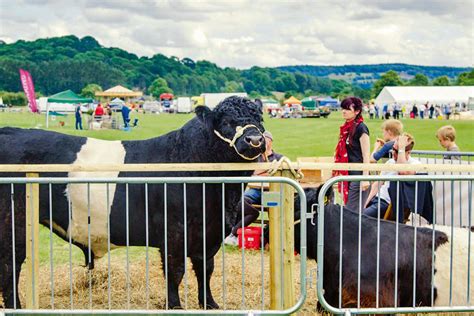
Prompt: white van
<box><xmin>177</xmin><ymin>97</ymin><xmax>192</xmax><ymax>113</ymax></box>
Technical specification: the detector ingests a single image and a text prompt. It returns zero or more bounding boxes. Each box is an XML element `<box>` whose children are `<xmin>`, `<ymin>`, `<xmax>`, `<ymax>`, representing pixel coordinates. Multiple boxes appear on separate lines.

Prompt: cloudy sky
<box><xmin>1</xmin><ymin>0</ymin><xmax>472</xmax><ymax>68</ymax></box>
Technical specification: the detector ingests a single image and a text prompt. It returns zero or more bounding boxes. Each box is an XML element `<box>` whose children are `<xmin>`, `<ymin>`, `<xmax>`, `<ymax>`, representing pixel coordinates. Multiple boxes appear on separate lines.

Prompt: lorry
<box><xmin>200</xmin><ymin>93</ymin><xmax>248</xmax><ymax>109</ymax></box>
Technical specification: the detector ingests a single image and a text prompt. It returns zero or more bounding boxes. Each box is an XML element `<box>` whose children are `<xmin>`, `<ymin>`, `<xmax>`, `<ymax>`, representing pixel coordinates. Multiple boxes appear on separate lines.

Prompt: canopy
<box><xmin>160</xmin><ymin>93</ymin><xmax>174</xmax><ymax>100</ymax></box>
<box><xmin>301</xmin><ymin>97</ymin><xmax>316</xmax><ymax>109</ymax></box>
<box><xmin>110</xmin><ymin>97</ymin><xmax>125</xmax><ymax>105</ymax></box>
<box><xmin>284</xmin><ymin>96</ymin><xmax>301</xmax><ymax>105</ymax></box>
<box><xmin>375</xmin><ymin>86</ymin><xmax>474</xmax><ymax>106</ymax></box>
<box><xmin>95</xmin><ymin>85</ymin><xmax>142</xmax><ymax>98</ymax></box>
<box><xmin>47</xmin><ymin>90</ymin><xmax>93</xmax><ymax>103</ymax></box>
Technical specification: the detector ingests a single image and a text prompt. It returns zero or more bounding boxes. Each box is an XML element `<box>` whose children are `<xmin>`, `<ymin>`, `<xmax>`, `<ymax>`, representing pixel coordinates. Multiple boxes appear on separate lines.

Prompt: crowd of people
<box><xmin>366</xmin><ymin>101</ymin><xmax>468</xmax><ymax>120</ymax></box>
<box><xmin>74</xmin><ymin>102</ymin><xmax>138</xmax><ymax>130</ymax></box>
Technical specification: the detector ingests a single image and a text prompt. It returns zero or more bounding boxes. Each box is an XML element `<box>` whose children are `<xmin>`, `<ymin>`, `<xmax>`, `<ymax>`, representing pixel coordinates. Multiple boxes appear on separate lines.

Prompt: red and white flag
<box><xmin>19</xmin><ymin>69</ymin><xmax>38</xmax><ymax>113</ymax></box>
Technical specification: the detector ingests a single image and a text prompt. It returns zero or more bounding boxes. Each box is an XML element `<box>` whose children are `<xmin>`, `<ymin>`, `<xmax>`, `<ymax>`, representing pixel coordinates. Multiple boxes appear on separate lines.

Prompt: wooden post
<box><xmin>269</xmin><ymin>170</ymin><xmax>295</xmax><ymax>309</ymax></box>
<box><xmin>25</xmin><ymin>173</ymin><xmax>39</xmax><ymax>309</ymax></box>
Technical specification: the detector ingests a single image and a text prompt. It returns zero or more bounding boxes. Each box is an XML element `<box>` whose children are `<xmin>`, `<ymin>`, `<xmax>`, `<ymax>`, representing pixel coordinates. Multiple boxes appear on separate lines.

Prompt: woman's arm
<box><xmin>360</xmin><ymin>133</ymin><xmax>371</xmax><ymax>190</ymax></box>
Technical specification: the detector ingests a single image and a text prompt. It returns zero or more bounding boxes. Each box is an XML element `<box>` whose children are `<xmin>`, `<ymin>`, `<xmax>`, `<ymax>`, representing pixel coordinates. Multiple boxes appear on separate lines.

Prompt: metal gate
<box><xmin>0</xmin><ymin>176</ymin><xmax>308</xmax><ymax>315</ymax></box>
<box><xmin>317</xmin><ymin>174</ymin><xmax>473</xmax><ymax>315</ymax></box>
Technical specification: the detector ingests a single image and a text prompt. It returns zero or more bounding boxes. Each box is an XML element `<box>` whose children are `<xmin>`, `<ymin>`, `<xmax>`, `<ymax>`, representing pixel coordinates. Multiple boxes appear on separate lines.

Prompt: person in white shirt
<box><xmin>363</xmin><ymin>133</ymin><xmax>421</xmax><ymax>218</ymax></box>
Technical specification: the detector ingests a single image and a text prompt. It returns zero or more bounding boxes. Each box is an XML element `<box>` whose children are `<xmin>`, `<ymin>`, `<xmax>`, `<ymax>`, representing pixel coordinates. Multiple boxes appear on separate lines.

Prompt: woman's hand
<box><xmin>361</xmin><ymin>181</ymin><xmax>370</xmax><ymax>191</ymax></box>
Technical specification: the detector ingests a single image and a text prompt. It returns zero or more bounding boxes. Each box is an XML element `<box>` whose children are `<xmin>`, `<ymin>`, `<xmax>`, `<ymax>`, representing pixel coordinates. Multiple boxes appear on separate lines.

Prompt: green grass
<box><xmin>1</xmin><ymin>109</ymin><xmax>473</xmax><ymax>159</ymax></box>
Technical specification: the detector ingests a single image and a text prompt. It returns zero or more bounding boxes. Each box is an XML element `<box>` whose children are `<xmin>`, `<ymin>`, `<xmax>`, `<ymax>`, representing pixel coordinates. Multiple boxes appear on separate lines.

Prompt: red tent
<box><xmin>160</xmin><ymin>93</ymin><xmax>174</xmax><ymax>100</ymax></box>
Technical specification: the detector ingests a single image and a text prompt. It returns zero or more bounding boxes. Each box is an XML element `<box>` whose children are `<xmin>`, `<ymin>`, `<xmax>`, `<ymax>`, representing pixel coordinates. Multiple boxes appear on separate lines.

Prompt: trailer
<box><xmin>176</xmin><ymin>97</ymin><xmax>192</xmax><ymax>113</ymax></box>
<box><xmin>200</xmin><ymin>93</ymin><xmax>248</xmax><ymax>109</ymax></box>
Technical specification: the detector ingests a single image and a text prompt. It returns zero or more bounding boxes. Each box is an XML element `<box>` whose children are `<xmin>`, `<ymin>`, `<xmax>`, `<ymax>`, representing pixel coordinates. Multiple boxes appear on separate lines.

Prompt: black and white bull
<box><xmin>0</xmin><ymin>96</ymin><xmax>266</xmax><ymax>309</ymax></box>
<box><xmin>292</xmin><ymin>187</ymin><xmax>473</xmax><ymax>310</ymax></box>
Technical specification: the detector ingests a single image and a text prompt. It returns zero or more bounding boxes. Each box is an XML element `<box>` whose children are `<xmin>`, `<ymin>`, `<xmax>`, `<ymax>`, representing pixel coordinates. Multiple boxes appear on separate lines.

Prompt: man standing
<box><xmin>74</xmin><ymin>104</ymin><xmax>82</xmax><ymax>130</ymax></box>
<box><xmin>224</xmin><ymin>131</ymin><xmax>282</xmax><ymax>246</ymax></box>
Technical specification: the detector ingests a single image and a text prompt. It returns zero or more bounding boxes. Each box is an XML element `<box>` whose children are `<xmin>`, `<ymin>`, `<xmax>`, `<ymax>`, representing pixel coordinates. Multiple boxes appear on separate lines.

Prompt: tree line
<box><xmin>0</xmin><ymin>35</ymin><xmax>472</xmax><ymax>106</ymax></box>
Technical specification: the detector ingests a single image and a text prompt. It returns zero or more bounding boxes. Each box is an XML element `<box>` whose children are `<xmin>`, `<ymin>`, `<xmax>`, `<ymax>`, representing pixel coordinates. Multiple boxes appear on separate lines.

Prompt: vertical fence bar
<box><xmin>48</xmin><ymin>183</ymin><xmax>54</xmax><ymax>309</ymax></box>
<box><xmin>221</xmin><ymin>183</ymin><xmax>226</xmax><ymax>310</ymax></box>
<box><xmin>260</xmin><ymin>183</ymin><xmax>265</xmax><ymax>310</ymax></box>
<box><xmin>413</xmin><ymin>181</ymin><xmax>418</xmax><ymax>307</ymax></box>
<box><xmin>125</xmin><ymin>183</ymin><xmax>130</xmax><ymax>309</ymax></box>
<box><xmin>357</xmin><ymin>183</ymin><xmax>362</xmax><ymax>309</ymax></box>
<box><xmin>431</xmin><ymin>180</ymin><xmax>437</xmax><ymax>307</ymax></box>
<box><xmin>202</xmin><ymin>183</ymin><xmax>207</xmax><ymax>310</ymax></box>
<box><xmin>468</xmin><ymin>180</ymin><xmax>472</xmax><ymax>305</ymax></box>
<box><xmin>376</xmin><ymin>181</ymin><xmax>381</xmax><ymax>309</ymax></box>
<box><xmin>338</xmin><ymin>181</ymin><xmax>344</xmax><ymax>309</ymax></box>
<box><xmin>87</xmin><ymin>183</ymin><xmax>92</xmax><ymax>309</ymax></box>
<box><xmin>449</xmin><ymin>180</ymin><xmax>454</xmax><ymax>306</ymax></box>
<box><xmin>394</xmin><ymin>181</ymin><xmax>399</xmax><ymax>307</ymax></box>
<box><xmin>11</xmin><ymin>183</ymin><xmax>17</xmax><ymax>309</ymax></box>
<box><xmin>145</xmin><ymin>183</ymin><xmax>150</xmax><ymax>310</ymax></box>
<box><xmin>183</xmin><ymin>183</ymin><xmax>188</xmax><ymax>309</ymax></box>
<box><xmin>68</xmin><ymin>193</ymin><xmax>73</xmax><ymax>309</ymax></box>
<box><xmin>240</xmin><ymin>183</ymin><xmax>245</xmax><ymax>310</ymax></box>
<box><xmin>106</xmin><ymin>183</ymin><xmax>111</xmax><ymax>310</ymax></box>
<box><xmin>25</xmin><ymin>173</ymin><xmax>39</xmax><ymax>309</ymax></box>
<box><xmin>164</xmin><ymin>183</ymin><xmax>169</xmax><ymax>309</ymax></box>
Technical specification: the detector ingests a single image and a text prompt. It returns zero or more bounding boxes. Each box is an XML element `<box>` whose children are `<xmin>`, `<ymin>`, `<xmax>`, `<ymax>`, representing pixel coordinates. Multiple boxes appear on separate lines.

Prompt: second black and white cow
<box><xmin>294</xmin><ymin>187</ymin><xmax>473</xmax><ymax>310</ymax></box>
<box><xmin>0</xmin><ymin>96</ymin><xmax>266</xmax><ymax>309</ymax></box>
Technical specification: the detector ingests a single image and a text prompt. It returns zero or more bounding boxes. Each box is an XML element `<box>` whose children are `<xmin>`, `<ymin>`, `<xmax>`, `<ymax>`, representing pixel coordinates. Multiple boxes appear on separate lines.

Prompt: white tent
<box><xmin>374</xmin><ymin>86</ymin><xmax>474</xmax><ymax>106</ymax></box>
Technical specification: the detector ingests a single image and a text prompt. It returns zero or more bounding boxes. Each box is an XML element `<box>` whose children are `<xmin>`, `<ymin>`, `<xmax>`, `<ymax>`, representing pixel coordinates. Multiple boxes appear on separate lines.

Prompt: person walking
<box><xmin>334</xmin><ymin>97</ymin><xmax>370</xmax><ymax>212</ymax></box>
<box><xmin>75</xmin><ymin>104</ymin><xmax>83</xmax><ymax>130</ymax></box>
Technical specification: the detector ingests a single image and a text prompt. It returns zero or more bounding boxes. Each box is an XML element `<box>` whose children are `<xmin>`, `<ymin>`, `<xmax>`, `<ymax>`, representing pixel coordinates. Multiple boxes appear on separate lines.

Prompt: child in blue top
<box><xmin>370</xmin><ymin>119</ymin><xmax>403</xmax><ymax>162</ymax></box>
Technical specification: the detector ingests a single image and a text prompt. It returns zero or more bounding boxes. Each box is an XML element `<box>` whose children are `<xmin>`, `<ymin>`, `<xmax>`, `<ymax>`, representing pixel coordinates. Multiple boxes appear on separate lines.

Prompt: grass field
<box><xmin>0</xmin><ymin>109</ymin><xmax>473</xmax><ymax>159</ymax></box>
<box><xmin>1</xmin><ymin>109</ymin><xmax>473</xmax><ymax>313</ymax></box>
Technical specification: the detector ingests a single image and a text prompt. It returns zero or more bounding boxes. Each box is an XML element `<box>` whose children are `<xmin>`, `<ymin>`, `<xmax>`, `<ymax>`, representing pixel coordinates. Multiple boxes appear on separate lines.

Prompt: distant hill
<box><xmin>278</xmin><ymin>64</ymin><xmax>472</xmax><ymax>88</ymax></box>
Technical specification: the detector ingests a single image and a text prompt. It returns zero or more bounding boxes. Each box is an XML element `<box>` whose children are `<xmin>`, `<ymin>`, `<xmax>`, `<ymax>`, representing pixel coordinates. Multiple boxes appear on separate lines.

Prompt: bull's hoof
<box><xmin>199</xmin><ymin>300</ymin><xmax>219</xmax><ymax>309</ymax></box>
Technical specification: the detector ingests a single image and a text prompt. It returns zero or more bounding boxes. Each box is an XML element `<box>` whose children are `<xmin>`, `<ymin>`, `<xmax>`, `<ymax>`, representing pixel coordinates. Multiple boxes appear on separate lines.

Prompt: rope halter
<box><xmin>214</xmin><ymin>124</ymin><xmax>264</xmax><ymax>160</ymax></box>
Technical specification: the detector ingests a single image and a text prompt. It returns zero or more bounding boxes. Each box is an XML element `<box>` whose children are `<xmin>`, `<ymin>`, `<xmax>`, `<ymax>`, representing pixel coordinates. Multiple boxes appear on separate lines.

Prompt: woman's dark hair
<box><xmin>341</xmin><ymin>96</ymin><xmax>364</xmax><ymax>147</ymax></box>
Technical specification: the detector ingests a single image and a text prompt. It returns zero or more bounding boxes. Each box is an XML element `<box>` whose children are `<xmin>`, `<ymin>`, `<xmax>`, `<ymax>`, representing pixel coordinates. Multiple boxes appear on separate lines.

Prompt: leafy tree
<box><xmin>408</xmin><ymin>73</ymin><xmax>429</xmax><ymax>86</ymax></box>
<box><xmin>456</xmin><ymin>70</ymin><xmax>474</xmax><ymax>86</ymax></box>
<box><xmin>0</xmin><ymin>91</ymin><xmax>27</xmax><ymax>106</ymax></box>
<box><xmin>372</xmin><ymin>70</ymin><xmax>403</xmax><ymax>97</ymax></box>
<box><xmin>148</xmin><ymin>77</ymin><xmax>173</xmax><ymax>98</ymax></box>
<box><xmin>432</xmin><ymin>76</ymin><xmax>450</xmax><ymax>86</ymax></box>
<box><xmin>221</xmin><ymin>81</ymin><xmax>244</xmax><ymax>93</ymax></box>
<box><xmin>81</xmin><ymin>83</ymin><xmax>102</xmax><ymax>98</ymax></box>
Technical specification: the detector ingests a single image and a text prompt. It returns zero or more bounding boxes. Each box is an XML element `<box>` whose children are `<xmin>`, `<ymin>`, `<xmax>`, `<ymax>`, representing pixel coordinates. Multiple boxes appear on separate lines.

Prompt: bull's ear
<box><xmin>254</xmin><ymin>99</ymin><xmax>263</xmax><ymax>113</ymax></box>
<box><xmin>195</xmin><ymin>105</ymin><xmax>215</xmax><ymax>128</ymax></box>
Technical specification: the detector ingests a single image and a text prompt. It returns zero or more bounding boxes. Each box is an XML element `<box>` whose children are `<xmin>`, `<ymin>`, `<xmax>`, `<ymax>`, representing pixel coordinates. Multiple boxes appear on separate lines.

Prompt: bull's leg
<box><xmin>161</xmin><ymin>251</ymin><xmax>184</xmax><ymax>309</ymax></box>
<box><xmin>191</xmin><ymin>256</ymin><xmax>219</xmax><ymax>309</ymax></box>
<box><xmin>2</xmin><ymin>256</ymin><xmax>23</xmax><ymax>309</ymax></box>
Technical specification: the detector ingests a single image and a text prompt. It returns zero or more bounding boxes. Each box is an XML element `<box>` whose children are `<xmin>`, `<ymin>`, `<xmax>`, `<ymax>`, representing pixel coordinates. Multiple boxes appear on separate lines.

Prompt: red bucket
<box><xmin>237</xmin><ymin>226</ymin><xmax>262</xmax><ymax>250</ymax></box>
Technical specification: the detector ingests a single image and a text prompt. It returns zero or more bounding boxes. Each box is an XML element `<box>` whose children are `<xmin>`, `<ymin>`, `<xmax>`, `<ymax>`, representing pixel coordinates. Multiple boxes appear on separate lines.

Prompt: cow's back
<box><xmin>0</xmin><ymin>127</ymin><xmax>87</xmax><ymax>165</ymax></box>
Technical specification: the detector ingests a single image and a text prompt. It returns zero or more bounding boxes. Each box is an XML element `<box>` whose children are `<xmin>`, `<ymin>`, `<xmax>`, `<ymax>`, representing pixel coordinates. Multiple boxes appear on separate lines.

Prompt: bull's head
<box><xmin>195</xmin><ymin>96</ymin><xmax>266</xmax><ymax>161</ymax></box>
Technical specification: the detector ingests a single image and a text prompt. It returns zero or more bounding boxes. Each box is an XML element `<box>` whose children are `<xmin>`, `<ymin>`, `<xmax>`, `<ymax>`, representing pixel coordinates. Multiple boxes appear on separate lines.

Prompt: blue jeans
<box><xmin>231</xmin><ymin>188</ymin><xmax>262</xmax><ymax>236</ymax></box>
<box><xmin>75</xmin><ymin>118</ymin><xmax>82</xmax><ymax>130</ymax></box>
<box><xmin>363</xmin><ymin>196</ymin><xmax>389</xmax><ymax>219</ymax></box>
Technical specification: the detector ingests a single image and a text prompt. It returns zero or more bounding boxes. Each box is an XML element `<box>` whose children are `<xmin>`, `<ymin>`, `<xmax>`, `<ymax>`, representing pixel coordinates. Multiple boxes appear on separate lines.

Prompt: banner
<box><xmin>19</xmin><ymin>69</ymin><xmax>38</xmax><ymax>113</ymax></box>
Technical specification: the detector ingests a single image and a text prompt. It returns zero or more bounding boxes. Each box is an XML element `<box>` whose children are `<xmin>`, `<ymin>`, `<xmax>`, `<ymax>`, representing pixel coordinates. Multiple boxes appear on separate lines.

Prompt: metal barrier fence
<box><xmin>411</xmin><ymin>150</ymin><xmax>474</xmax><ymax>164</ymax></box>
<box><xmin>317</xmin><ymin>174</ymin><xmax>473</xmax><ymax>315</ymax></box>
<box><xmin>0</xmin><ymin>176</ymin><xmax>307</xmax><ymax>315</ymax></box>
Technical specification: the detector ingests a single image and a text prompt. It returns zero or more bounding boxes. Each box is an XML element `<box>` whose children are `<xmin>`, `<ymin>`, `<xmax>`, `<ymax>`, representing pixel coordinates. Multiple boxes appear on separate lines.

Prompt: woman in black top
<box><xmin>334</xmin><ymin>97</ymin><xmax>370</xmax><ymax>211</ymax></box>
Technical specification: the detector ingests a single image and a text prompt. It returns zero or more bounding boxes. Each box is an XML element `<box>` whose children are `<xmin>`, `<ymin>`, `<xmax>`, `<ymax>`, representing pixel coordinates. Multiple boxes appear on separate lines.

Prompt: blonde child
<box><xmin>436</xmin><ymin>125</ymin><xmax>460</xmax><ymax>160</ymax></box>
<box><xmin>370</xmin><ymin>119</ymin><xmax>404</xmax><ymax>162</ymax></box>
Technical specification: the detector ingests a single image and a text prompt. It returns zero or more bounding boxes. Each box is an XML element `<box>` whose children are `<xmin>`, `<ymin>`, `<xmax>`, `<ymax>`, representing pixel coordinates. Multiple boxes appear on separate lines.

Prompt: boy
<box><xmin>436</xmin><ymin>125</ymin><xmax>460</xmax><ymax>160</ymax></box>
<box><xmin>370</xmin><ymin>119</ymin><xmax>403</xmax><ymax>163</ymax></box>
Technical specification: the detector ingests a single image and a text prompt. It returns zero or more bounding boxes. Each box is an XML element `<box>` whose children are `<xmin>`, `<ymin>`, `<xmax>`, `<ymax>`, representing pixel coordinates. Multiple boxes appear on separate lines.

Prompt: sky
<box><xmin>0</xmin><ymin>0</ymin><xmax>472</xmax><ymax>69</ymax></box>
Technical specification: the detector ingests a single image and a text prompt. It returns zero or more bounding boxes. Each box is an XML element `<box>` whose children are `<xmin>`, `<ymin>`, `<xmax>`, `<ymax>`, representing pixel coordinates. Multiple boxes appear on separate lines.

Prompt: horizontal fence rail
<box><xmin>317</xmin><ymin>174</ymin><xmax>473</xmax><ymax>315</ymax></box>
<box><xmin>0</xmin><ymin>162</ymin><xmax>473</xmax><ymax>173</ymax></box>
<box><xmin>0</xmin><ymin>176</ymin><xmax>308</xmax><ymax>315</ymax></box>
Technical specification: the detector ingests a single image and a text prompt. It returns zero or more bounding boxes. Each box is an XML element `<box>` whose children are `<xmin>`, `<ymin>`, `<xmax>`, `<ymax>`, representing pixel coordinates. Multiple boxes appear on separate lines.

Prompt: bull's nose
<box><xmin>245</xmin><ymin>135</ymin><xmax>263</xmax><ymax>147</ymax></box>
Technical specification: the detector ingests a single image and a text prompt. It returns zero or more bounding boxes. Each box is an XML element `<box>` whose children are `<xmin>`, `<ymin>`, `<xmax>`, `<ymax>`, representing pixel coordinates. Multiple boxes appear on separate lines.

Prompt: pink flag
<box><xmin>19</xmin><ymin>69</ymin><xmax>38</xmax><ymax>113</ymax></box>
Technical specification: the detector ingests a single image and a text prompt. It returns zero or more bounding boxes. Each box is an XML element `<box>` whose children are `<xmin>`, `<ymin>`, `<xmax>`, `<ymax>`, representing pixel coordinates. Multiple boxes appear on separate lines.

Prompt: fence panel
<box><xmin>0</xmin><ymin>176</ymin><xmax>308</xmax><ymax>315</ymax></box>
<box><xmin>317</xmin><ymin>174</ymin><xmax>473</xmax><ymax>315</ymax></box>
